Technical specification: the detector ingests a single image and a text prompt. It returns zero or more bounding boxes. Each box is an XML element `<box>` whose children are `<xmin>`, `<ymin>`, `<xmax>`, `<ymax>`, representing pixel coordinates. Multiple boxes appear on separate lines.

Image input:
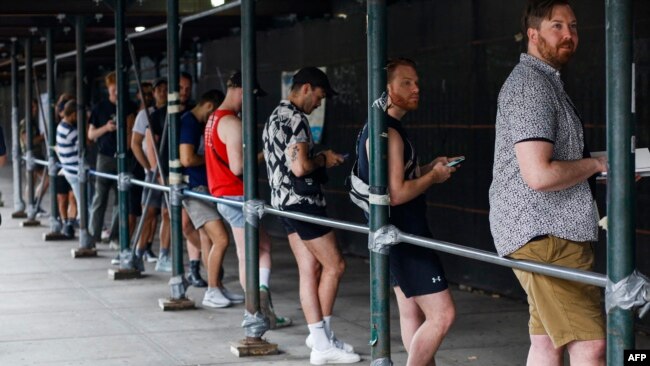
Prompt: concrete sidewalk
<box><xmin>0</xmin><ymin>165</ymin><xmax>647</xmax><ymax>366</ymax></box>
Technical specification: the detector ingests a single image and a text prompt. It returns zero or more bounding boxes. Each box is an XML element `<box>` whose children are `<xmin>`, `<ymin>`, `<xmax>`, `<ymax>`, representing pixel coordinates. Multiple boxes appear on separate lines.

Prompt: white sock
<box><xmin>323</xmin><ymin>315</ymin><xmax>332</xmax><ymax>338</ymax></box>
<box><xmin>308</xmin><ymin>321</ymin><xmax>330</xmax><ymax>351</ymax></box>
<box><xmin>259</xmin><ymin>267</ymin><xmax>271</xmax><ymax>288</ymax></box>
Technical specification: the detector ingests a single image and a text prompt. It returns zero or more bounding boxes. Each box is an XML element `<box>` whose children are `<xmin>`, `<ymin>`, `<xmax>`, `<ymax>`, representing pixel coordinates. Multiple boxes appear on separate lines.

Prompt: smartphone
<box><xmin>342</xmin><ymin>153</ymin><xmax>350</xmax><ymax>161</ymax></box>
<box><xmin>446</xmin><ymin>156</ymin><xmax>465</xmax><ymax>167</ymax></box>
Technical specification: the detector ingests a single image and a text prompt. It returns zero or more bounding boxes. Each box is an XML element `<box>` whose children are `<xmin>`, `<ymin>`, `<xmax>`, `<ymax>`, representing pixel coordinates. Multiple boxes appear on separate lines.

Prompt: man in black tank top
<box><xmin>358</xmin><ymin>58</ymin><xmax>460</xmax><ymax>365</ymax></box>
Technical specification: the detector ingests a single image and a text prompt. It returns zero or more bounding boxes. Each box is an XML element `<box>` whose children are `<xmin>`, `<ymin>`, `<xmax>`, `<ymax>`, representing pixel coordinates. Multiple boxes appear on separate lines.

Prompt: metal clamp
<box><xmin>78</xmin><ymin>164</ymin><xmax>88</xmax><ymax>183</ymax></box>
<box><xmin>369</xmin><ymin>224</ymin><xmax>400</xmax><ymax>255</ymax></box>
<box><xmin>242</xmin><ymin>310</ymin><xmax>270</xmax><ymax>338</ymax></box>
<box><xmin>48</xmin><ymin>156</ymin><xmax>58</xmax><ymax>176</ymax></box>
<box><xmin>170</xmin><ymin>184</ymin><xmax>187</xmax><ymax>207</ymax></box>
<box><xmin>25</xmin><ymin>151</ymin><xmax>34</xmax><ymax>171</ymax></box>
<box><xmin>371</xmin><ymin>358</ymin><xmax>393</xmax><ymax>366</ymax></box>
<box><xmin>169</xmin><ymin>275</ymin><xmax>190</xmax><ymax>300</ymax></box>
<box><xmin>117</xmin><ymin>172</ymin><xmax>132</xmax><ymax>192</ymax></box>
<box><xmin>605</xmin><ymin>270</ymin><xmax>650</xmax><ymax>318</ymax></box>
<box><xmin>244</xmin><ymin>199</ymin><xmax>265</xmax><ymax>228</ymax></box>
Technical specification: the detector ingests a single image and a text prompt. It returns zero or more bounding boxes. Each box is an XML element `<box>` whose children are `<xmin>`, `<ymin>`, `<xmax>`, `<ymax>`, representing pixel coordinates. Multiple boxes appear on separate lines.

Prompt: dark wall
<box><xmin>198</xmin><ymin>0</ymin><xmax>650</xmax><ymax>302</ymax></box>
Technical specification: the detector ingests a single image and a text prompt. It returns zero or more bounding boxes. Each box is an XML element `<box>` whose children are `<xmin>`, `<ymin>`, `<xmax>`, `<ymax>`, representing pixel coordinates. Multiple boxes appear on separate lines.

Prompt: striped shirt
<box><xmin>56</xmin><ymin>120</ymin><xmax>79</xmax><ymax>175</ymax></box>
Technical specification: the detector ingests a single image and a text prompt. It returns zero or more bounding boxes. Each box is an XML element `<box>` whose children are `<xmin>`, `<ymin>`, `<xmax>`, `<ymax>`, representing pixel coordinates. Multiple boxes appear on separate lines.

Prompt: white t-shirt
<box><xmin>133</xmin><ymin>106</ymin><xmax>155</xmax><ymax>152</ymax></box>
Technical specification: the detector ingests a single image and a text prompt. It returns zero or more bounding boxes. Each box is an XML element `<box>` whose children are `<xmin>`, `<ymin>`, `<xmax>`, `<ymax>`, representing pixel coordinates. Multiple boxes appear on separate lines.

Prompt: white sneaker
<box><xmin>154</xmin><ymin>254</ymin><xmax>172</xmax><ymax>272</ymax></box>
<box><xmin>310</xmin><ymin>344</ymin><xmax>361</xmax><ymax>365</ymax></box>
<box><xmin>202</xmin><ymin>288</ymin><xmax>232</xmax><ymax>308</ymax></box>
<box><xmin>306</xmin><ymin>332</ymin><xmax>355</xmax><ymax>353</ymax></box>
<box><xmin>219</xmin><ymin>286</ymin><xmax>244</xmax><ymax>304</ymax></box>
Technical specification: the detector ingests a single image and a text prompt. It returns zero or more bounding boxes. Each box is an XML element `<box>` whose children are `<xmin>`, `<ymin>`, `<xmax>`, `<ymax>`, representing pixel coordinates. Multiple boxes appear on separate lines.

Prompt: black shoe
<box><xmin>187</xmin><ymin>260</ymin><xmax>207</xmax><ymax>287</ymax></box>
<box><xmin>63</xmin><ymin>222</ymin><xmax>75</xmax><ymax>238</ymax></box>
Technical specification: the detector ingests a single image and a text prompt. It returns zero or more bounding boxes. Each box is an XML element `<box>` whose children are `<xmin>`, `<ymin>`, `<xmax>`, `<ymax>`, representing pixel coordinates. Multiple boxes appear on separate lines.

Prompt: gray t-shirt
<box><xmin>489</xmin><ymin>53</ymin><xmax>598</xmax><ymax>257</ymax></box>
<box><xmin>262</xmin><ymin>100</ymin><xmax>326</xmax><ymax>209</ymax></box>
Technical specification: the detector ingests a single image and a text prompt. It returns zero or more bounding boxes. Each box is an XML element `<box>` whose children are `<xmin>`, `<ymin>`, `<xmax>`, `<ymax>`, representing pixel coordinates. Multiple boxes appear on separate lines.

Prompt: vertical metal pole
<box><xmin>11</xmin><ymin>39</ymin><xmax>26</xmax><ymax>215</ymax></box>
<box><xmin>24</xmin><ymin>36</ymin><xmax>37</xmax><ymax>220</ymax></box>
<box><xmin>114</xmin><ymin>0</ymin><xmax>130</xmax><ymax>253</ymax></box>
<box><xmin>167</xmin><ymin>0</ymin><xmax>186</xmax><ymax>281</ymax></box>
<box><xmin>242</xmin><ymin>0</ymin><xmax>261</xmax><ymax>322</ymax></box>
<box><xmin>367</xmin><ymin>0</ymin><xmax>391</xmax><ymax>363</ymax></box>
<box><xmin>76</xmin><ymin>16</ymin><xmax>93</xmax><ymax>249</ymax></box>
<box><xmin>46</xmin><ymin>28</ymin><xmax>60</xmax><ymax>233</ymax></box>
<box><xmin>606</xmin><ymin>0</ymin><xmax>635</xmax><ymax>363</ymax></box>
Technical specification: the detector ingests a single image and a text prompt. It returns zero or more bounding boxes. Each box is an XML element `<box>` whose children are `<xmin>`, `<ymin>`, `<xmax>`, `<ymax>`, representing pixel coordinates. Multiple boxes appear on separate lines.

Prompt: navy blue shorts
<box><xmin>383</xmin><ymin>203</ymin><xmax>448</xmax><ymax>298</ymax></box>
<box><xmin>279</xmin><ymin>204</ymin><xmax>332</xmax><ymax>241</ymax></box>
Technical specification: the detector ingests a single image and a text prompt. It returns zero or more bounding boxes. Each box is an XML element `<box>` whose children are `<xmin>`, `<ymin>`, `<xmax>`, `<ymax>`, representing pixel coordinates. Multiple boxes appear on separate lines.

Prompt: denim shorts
<box><xmin>217</xmin><ymin>196</ymin><xmax>245</xmax><ymax>228</ymax></box>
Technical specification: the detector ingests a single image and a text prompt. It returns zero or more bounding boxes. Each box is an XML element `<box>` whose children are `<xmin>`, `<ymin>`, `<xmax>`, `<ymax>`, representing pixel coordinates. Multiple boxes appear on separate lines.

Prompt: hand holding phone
<box><xmin>446</xmin><ymin>156</ymin><xmax>465</xmax><ymax>167</ymax></box>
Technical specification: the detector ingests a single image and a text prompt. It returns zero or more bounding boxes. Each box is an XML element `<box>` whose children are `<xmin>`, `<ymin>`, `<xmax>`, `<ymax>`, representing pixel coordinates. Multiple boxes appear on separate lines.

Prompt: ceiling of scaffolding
<box><xmin>0</xmin><ymin>0</ymin><xmax>368</xmax><ymax>81</ymax></box>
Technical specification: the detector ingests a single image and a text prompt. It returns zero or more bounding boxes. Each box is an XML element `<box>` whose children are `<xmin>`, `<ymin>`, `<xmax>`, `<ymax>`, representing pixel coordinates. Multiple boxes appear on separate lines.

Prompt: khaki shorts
<box><xmin>509</xmin><ymin>235</ymin><xmax>605</xmax><ymax>347</ymax></box>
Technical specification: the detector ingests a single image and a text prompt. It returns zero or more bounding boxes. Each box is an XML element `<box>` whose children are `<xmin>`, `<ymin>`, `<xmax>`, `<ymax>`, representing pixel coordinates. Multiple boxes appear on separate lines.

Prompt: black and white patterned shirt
<box><xmin>262</xmin><ymin>100</ymin><xmax>326</xmax><ymax>209</ymax></box>
<box><xmin>489</xmin><ymin>53</ymin><xmax>598</xmax><ymax>257</ymax></box>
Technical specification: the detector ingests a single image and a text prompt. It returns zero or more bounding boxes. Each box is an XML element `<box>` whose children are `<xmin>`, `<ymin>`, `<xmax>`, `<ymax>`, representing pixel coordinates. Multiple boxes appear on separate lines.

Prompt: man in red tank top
<box><xmin>205</xmin><ymin>71</ymin><xmax>291</xmax><ymax>328</ymax></box>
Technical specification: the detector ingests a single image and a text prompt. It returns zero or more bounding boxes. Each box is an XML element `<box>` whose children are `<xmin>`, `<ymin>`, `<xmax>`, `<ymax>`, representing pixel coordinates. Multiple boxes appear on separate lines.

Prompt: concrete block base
<box><xmin>158</xmin><ymin>297</ymin><xmax>195</xmax><ymax>311</ymax></box>
<box><xmin>71</xmin><ymin>248</ymin><xmax>97</xmax><ymax>258</ymax></box>
<box><xmin>11</xmin><ymin>211</ymin><xmax>27</xmax><ymax>219</ymax></box>
<box><xmin>21</xmin><ymin>219</ymin><xmax>41</xmax><ymax>227</ymax></box>
<box><xmin>108</xmin><ymin>268</ymin><xmax>142</xmax><ymax>280</ymax></box>
<box><xmin>43</xmin><ymin>232</ymin><xmax>72</xmax><ymax>241</ymax></box>
<box><xmin>230</xmin><ymin>338</ymin><xmax>278</xmax><ymax>357</ymax></box>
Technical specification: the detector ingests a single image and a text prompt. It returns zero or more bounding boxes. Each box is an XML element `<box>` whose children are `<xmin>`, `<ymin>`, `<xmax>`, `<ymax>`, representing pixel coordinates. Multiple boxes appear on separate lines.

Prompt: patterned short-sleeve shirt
<box><xmin>489</xmin><ymin>53</ymin><xmax>598</xmax><ymax>257</ymax></box>
<box><xmin>262</xmin><ymin>100</ymin><xmax>326</xmax><ymax>209</ymax></box>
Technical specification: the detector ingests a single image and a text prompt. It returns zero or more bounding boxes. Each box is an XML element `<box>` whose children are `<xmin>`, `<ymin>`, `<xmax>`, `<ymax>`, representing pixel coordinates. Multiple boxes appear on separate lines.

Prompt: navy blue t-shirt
<box><xmin>0</xmin><ymin>125</ymin><xmax>6</xmax><ymax>156</ymax></box>
<box><xmin>89</xmin><ymin>99</ymin><xmax>136</xmax><ymax>156</ymax></box>
<box><xmin>179</xmin><ymin>110</ymin><xmax>208</xmax><ymax>188</ymax></box>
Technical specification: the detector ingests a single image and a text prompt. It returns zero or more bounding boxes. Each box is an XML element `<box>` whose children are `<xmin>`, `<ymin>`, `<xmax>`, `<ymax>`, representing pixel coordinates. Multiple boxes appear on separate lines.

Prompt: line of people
<box><xmin>43</xmin><ymin>1</ymin><xmax>612</xmax><ymax>365</ymax></box>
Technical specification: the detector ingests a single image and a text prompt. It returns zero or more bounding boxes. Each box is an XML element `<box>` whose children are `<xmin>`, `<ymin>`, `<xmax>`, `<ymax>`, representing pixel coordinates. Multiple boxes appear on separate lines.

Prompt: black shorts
<box><xmin>55</xmin><ymin>175</ymin><xmax>72</xmax><ymax>195</ymax></box>
<box><xmin>389</xmin><ymin>243</ymin><xmax>448</xmax><ymax>298</ymax></box>
<box><xmin>279</xmin><ymin>204</ymin><xmax>332</xmax><ymax>241</ymax></box>
<box><xmin>387</xmin><ymin>203</ymin><xmax>448</xmax><ymax>298</ymax></box>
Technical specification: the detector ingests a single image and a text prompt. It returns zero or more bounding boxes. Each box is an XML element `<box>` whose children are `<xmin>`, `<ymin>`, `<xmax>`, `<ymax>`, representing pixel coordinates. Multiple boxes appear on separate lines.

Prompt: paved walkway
<box><xmin>0</xmin><ymin>165</ymin><xmax>647</xmax><ymax>366</ymax></box>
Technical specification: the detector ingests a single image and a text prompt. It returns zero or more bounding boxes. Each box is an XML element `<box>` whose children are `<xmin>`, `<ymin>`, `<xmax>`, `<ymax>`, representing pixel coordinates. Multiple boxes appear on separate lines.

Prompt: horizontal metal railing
<box><xmin>24</xmin><ymin>156</ymin><xmax>608</xmax><ymax>288</ymax></box>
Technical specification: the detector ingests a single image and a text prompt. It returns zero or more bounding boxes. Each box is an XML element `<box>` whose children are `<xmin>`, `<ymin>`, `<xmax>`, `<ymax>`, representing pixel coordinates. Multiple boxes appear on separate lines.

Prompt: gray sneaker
<box><xmin>155</xmin><ymin>254</ymin><xmax>172</xmax><ymax>272</ymax></box>
<box><xmin>202</xmin><ymin>288</ymin><xmax>232</xmax><ymax>308</ymax></box>
<box><xmin>220</xmin><ymin>286</ymin><xmax>244</xmax><ymax>304</ymax></box>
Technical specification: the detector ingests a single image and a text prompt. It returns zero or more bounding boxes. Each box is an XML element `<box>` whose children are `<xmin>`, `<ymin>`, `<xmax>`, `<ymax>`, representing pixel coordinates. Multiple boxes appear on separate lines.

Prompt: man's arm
<box><xmin>372</xmin><ymin>128</ymin><xmax>453</xmax><ymax>206</ymax></box>
<box><xmin>286</xmin><ymin>143</ymin><xmax>343</xmax><ymax>177</ymax></box>
<box><xmin>144</xmin><ymin>128</ymin><xmax>158</xmax><ymax>171</ymax></box>
<box><xmin>179</xmin><ymin>144</ymin><xmax>204</xmax><ymax>167</ymax></box>
<box><xmin>131</xmin><ymin>131</ymin><xmax>151</xmax><ymax>171</ymax></box>
<box><xmin>88</xmin><ymin>121</ymin><xmax>115</xmax><ymax>141</ymax></box>
<box><xmin>217</xmin><ymin>114</ymin><xmax>244</xmax><ymax>176</ymax></box>
<box><xmin>515</xmin><ymin>140</ymin><xmax>606</xmax><ymax>192</ymax></box>
<box><xmin>0</xmin><ymin>154</ymin><xmax>6</xmax><ymax>167</ymax></box>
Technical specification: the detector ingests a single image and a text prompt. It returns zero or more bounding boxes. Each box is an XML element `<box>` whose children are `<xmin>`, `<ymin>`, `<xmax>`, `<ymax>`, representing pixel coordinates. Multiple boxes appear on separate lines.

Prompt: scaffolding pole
<box><xmin>367</xmin><ymin>1</ymin><xmax>391</xmax><ymax>364</ymax></box>
<box><xmin>11</xmin><ymin>40</ymin><xmax>26</xmax><ymax>217</ymax></box>
<box><xmin>605</xmin><ymin>0</ymin><xmax>635</xmax><ymax>364</ymax></box>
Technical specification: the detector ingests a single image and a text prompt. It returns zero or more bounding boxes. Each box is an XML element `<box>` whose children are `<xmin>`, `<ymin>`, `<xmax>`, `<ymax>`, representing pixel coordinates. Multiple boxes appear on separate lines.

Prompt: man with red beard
<box><xmin>355</xmin><ymin>58</ymin><xmax>458</xmax><ymax>365</ymax></box>
<box><xmin>489</xmin><ymin>1</ymin><xmax>607</xmax><ymax>365</ymax></box>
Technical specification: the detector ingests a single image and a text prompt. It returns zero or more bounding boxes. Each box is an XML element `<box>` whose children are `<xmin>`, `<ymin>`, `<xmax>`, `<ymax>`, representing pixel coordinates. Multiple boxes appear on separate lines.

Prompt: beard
<box><xmin>537</xmin><ymin>35</ymin><xmax>575</xmax><ymax>68</ymax></box>
<box><xmin>390</xmin><ymin>93</ymin><xmax>419</xmax><ymax>111</ymax></box>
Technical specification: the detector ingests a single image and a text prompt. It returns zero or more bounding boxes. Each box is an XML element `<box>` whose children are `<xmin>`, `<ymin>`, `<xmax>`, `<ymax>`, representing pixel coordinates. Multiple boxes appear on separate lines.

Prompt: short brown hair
<box><xmin>385</xmin><ymin>58</ymin><xmax>417</xmax><ymax>83</ymax></box>
<box><xmin>104</xmin><ymin>71</ymin><xmax>116</xmax><ymax>87</ymax></box>
<box><xmin>522</xmin><ymin>0</ymin><xmax>570</xmax><ymax>34</ymax></box>
<box><xmin>63</xmin><ymin>100</ymin><xmax>77</xmax><ymax>118</ymax></box>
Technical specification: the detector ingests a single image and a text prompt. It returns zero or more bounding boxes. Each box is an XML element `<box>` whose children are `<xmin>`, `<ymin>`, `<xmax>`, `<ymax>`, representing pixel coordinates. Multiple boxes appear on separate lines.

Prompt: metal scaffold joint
<box><xmin>244</xmin><ymin>199</ymin><xmax>265</xmax><ymax>227</ymax></box>
<box><xmin>118</xmin><ymin>172</ymin><xmax>132</xmax><ymax>192</ymax></box>
<box><xmin>369</xmin><ymin>224</ymin><xmax>400</xmax><ymax>255</ymax></box>
<box><xmin>242</xmin><ymin>310</ymin><xmax>270</xmax><ymax>338</ymax></box>
<box><xmin>606</xmin><ymin>270</ymin><xmax>650</xmax><ymax>318</ymax></box>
